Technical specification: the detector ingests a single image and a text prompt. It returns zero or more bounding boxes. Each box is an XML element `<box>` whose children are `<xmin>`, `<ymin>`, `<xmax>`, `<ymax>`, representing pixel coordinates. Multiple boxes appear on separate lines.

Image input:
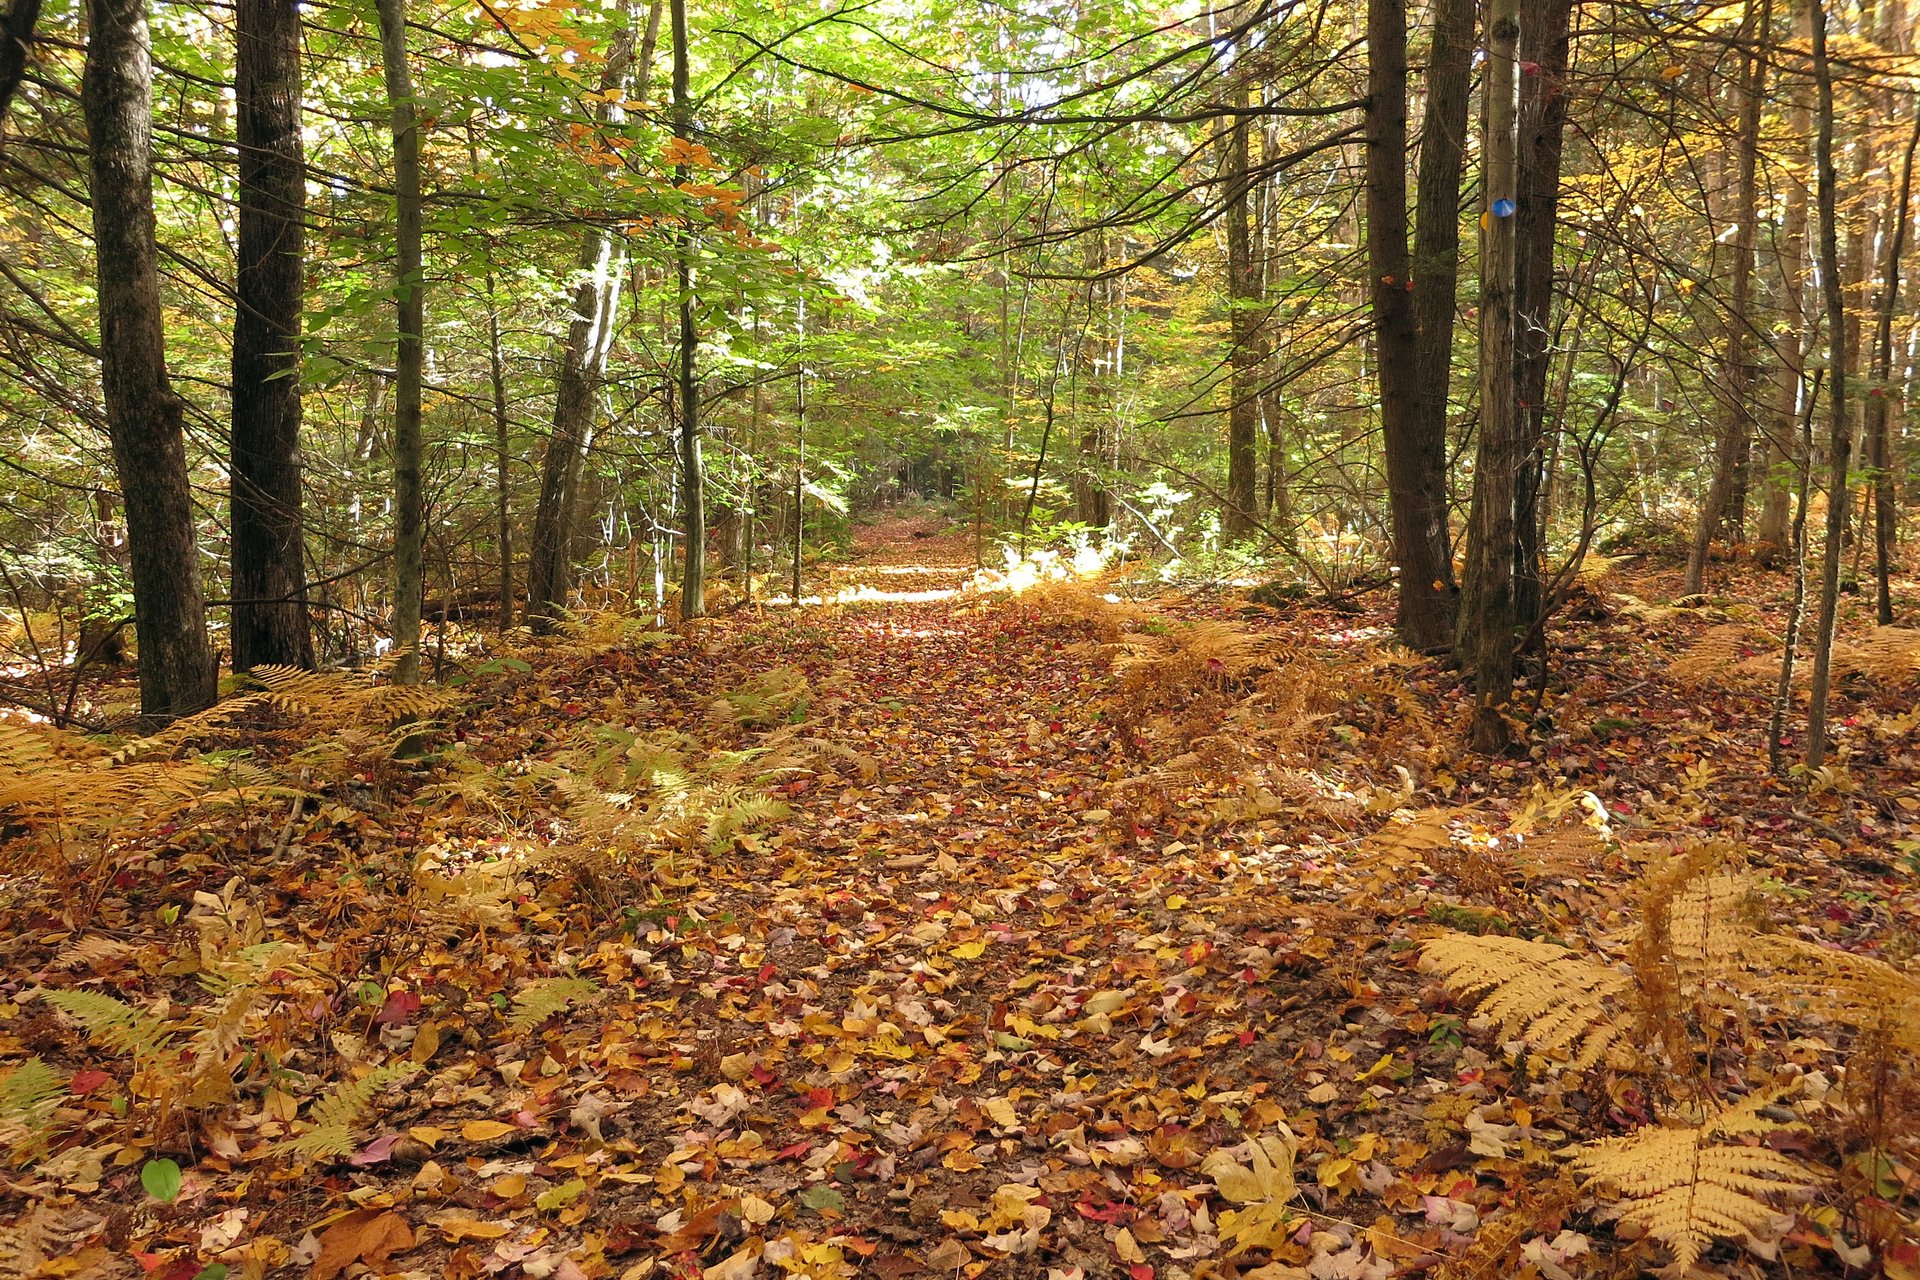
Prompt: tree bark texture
<box><xmin>0</xmin><ymin>0</ymin><xmax>43</xmax><ymax>133</ymax></box>
<box><xmin>1805</xmin><ymin>0</ymin><xmax>1848</xmax><ymax>768</ymax></box>
<box><xmin>1369</xmin><ymin>0</ymin><xmax>1452</xmax><ymax>650</ymax></box>
<box><xmin>83</xmin><ymin>0</ymin><xmax>216</xmax><ymax>720</ymax></box>
<box><xmin>673</xmin><ymin>0</ymin><xmax>705</xmax><ymax>620</ymax></box>
<box><xmin>1511</xmin><ymin>0</ymin><xmax>1572</xmax><ymax>629</ymax></box>
<box><xmin>1462</xmin><ymin>0</ymin><xmax>1521</xmax><ymax>752</ymax></box>
<box><xmin>230</xmin><ymin>0</ymin><xmax>312</xmax><ymax>671</ymax></box>
<box><xmin>375</xmin><ymin>0</ymin><xmax>424</xmax><ymax>682</ymax></box>
<box><xmin>1867</xmin><ymin>102</ymin><xmax>1918</xmax><ymax>622</ymax></box>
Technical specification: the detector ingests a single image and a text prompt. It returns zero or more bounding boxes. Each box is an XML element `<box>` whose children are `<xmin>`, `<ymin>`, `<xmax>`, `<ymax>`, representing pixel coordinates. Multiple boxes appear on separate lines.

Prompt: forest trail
<box><xmin>6</xmin><ymin>521</ymin><xmax>1919</xmax><ymax>1279</ymax></box>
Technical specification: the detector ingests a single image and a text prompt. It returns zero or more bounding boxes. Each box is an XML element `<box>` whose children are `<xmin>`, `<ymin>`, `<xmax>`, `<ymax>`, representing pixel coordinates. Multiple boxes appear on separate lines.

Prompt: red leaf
<box><xmin>70</xmin><ymin>1069</ymin><xmax>112</xmax><ymax>1095</ymax></box>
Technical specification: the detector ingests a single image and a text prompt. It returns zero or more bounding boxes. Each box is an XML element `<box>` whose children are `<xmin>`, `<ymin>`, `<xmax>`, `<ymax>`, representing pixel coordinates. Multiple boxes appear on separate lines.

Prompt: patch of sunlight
<box><xmin>1320</xmin><ymin>625</ymin><xmax>1393</xmax><ymax>646</ymax></box>
<box><xmin>762</xmin><ymin>585</ymin><xmax>961</xmax><ymax>607</ymax></box>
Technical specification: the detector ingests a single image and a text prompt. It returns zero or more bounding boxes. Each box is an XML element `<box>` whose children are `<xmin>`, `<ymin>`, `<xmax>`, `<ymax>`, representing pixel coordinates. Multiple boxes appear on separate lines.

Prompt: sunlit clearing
<box><xmin>970</xmin><ymin>545</ymin><xmax>1111</xmax><ymax>595</ymax></box>
<box><xmin>764</xmin><ymin>585</ymin><xmax>962</xmax><ymax>606</ymax></box>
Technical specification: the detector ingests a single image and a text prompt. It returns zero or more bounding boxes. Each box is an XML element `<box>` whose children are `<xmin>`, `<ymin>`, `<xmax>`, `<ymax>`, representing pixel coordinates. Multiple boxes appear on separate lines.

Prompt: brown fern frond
<box><xmin>1422</xmin><ymin>934</ymin><xmax>1636</xmax><ymax>1068</ymax></box>
<box><xmin>1834</xmin><ymin>626</ymin><xmax>1920</xmax><ymax>685</ymax></box>
<box><xmin>1668</xmin><ymin>624</ymin><xmax>1774</xmax><ymax>689</ymax></box>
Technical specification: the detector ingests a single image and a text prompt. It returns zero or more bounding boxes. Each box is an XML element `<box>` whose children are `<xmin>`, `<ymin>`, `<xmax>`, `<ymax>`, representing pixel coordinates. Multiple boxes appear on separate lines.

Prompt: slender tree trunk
<box><xmin>230</xmin><ymin>0</ymin><xmax>312</xmax><ymax>671</ymax></box>
<box><xmin>484</xmin><ymin>270</ymin><xmax>513</xmax><ymax>629</ymax></box>
<box><xmin>525</xmin><ymin>0</ymin><xmax>644</xmax><ymax>628</ymax></box>
<box><xmin>1369</xmin><ymin>0</ymin><xmax>1452</xmax><ymax>649</ymax></box>
<box><xmin>1223</xmin><ymin>77</ymin><xmax>1260</xmax><ymax>540</ymax></box>
<box><xmin>1685</xmin><ymin>0</ymin><xmax>1769</xmax><ymax>596</ymax></box>
<box><xmin>1511</xmin><ymin>0</ymin><xmax>1573</xmax><ymax>629</ymax></box>
<box><xmin>83</xmin><ymin>0</ymin><xmax>215</xmax><ymax>720</ymax></box>
<box><xmin>1805</xmin><ymin>0</ymin><xmax>1848</xmax><ymax>768</ymax></box>
<box><xmin>375</xmin><ymin>0</ymin><xmax>423</xmax><ymax>682</ymax></box>
<box><xmin>1756</xmin><ymin>1</ymin><xmax>1812</xmax><ymax>565</ymax></box>
<box><xmin>1462</xmin><ymin>0</ymin><xmax>1521</xmax><ymax>753</ymax></box>
<box><xmin>672</xmin><ymin>0</ymin><xmax>704</xmax><ymax>620</ymax></box>
<box><xmin>1868</xmin><ymin>100</ymin><xmax>1919</xmax><ymax>622</ymax></box>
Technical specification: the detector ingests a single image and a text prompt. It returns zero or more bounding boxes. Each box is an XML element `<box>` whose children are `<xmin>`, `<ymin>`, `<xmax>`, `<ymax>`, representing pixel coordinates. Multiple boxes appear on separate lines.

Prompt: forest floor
<box><xmin>2</xmin><ymin>517</ymin><xmax>1918</xmax><ymax>1280</ymax></box>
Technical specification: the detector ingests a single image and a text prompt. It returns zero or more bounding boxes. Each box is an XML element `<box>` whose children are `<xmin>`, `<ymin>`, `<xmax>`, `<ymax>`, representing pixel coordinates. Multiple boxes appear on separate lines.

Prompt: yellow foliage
<box><xmin>1421</xmin><ymin>933</ymin><xmax>1635</xmax><ymax>1068</ymax></box>
<box><xmin>1567</xmin><ymin>1088</ymin><xmax>1811</xmax><ymax>1270</ymax></box>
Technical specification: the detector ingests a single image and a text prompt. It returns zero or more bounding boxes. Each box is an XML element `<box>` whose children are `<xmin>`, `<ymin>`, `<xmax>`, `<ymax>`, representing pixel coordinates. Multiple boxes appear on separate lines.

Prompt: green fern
<box><xmin>278</xmin><ymin>1063</ymin><xmax>417</xmax><ymax>1158</ymax></box>
<box><xmin>505</xmin><ymin>977</ymin><xmax>599</xmax><ymax>1032</ymax></box>
<box><xmin>42</xmin><ymin>989</ymin><xmax>174</xmax><ymax>1067</ymax></box>
<box><xmin>0</xmin><ymin>1057</ymin><xmax>66</xmax><ymax>1161</ymax></box>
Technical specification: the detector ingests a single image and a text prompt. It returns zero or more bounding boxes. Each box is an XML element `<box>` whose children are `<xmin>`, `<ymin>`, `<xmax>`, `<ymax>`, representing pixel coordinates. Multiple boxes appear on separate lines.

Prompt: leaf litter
<box><xmin>0</xmin><ymin>520</ymin><xmax>1915</xmax><ymax>1280</ymax></box>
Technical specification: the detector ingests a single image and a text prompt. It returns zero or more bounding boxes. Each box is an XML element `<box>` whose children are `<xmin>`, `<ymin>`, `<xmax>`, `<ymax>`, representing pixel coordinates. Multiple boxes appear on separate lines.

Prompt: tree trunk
<box><xmin>1684</xmin><ymin>0</ymin><xmax>1768</xmax><ymax>596</ymax></box>
<box><xmin>1805</xmin><ymin>0</ymin><xmax>1848</xmax><ymax>769</ymax></box>
<box><xmin>673</xmin><ymin>0</ymin><xmax>705</xmax><ymax>620</ymax></box>
<box><xmin>1868</xmin><ymin>104</ymin><xmax>1918</xmax><ymax>623</ymax></box>
<box><xmin>230</xmin><ymin>0</ymin><xmax>312</xmax><ymax>672</ymax></box>
<box><xmin>1223</xmin><ymin>78</ymin><xmax>1260</xmax><ymax>541</ymax></box>
<box><xmin>1755</xmin><ymin>1</ymin><xmax>1811</xmax><ymax>565</ymax></box>
<box><xmin>1369</xmin><ymin>0</ymin><xmax>1452</xmax><ymax>649</ymax></box>
<box><xmin>525</xmin><ymin>0</ymin><xmax>643</xmax><ymax>629</ymax></box>
<box><xmin>83</xmin><ymin>0</ymin><xmax>215</xmax><ymax>720</ymax></box>
<box><xmin>0</xmin><ymin>0</ymin><xmax>44</xmax><ymax>131</ymax></box>
<box><xmin>375</xmin><ymin>0</ymin><xmax>424</xmax><ymax>683</ymax></box>
<box><xmin>1511</xmin><ymin>0</ymin><xmax>1572</xmax><ymax>630</ymax></box>
<box><xmin>1461</xmin><ymin>0</ymin><xmax>1521</xmax><ymax>752</ymax></box>
<box><xmin>484</xmin><ymin>269</ymin><xmax>513</xmax><ymax>629</ymax></box>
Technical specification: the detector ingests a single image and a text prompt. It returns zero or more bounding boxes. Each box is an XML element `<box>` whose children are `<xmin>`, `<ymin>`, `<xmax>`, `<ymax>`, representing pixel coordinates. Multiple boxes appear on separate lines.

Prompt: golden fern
<box><xmin>1747</xmin><ymin>934</ymin><xmax>1920</xmax><ymax>1055</ymax></box>
<box><xmin>1421</xmin><ymin>934</ymin><xmax>1635</xmax><ymax>1068</ymax></box>
<box><xmin>707</xmin><ymin>665</ymin><xmax>812</xmax><ymax>731</ymax></box>
<box><xmin>1566</xmin><ymin>1087</ymin><xmax>1811</xmax><ymax>1269</ymax></box>
<box><xmin>278</xmin><ymin>1063</ymin><xmax>417</xmax><ymax>1158</ymax></box>
<box><xmin>505</xmin><ymin>977</ymin><xmax>599</xmax><ymax>1032</ymax></box>
<box><xmin>0</xmin><ymin>1057</ymin><xmax>65</xmax><ymax>1162</ymax></box>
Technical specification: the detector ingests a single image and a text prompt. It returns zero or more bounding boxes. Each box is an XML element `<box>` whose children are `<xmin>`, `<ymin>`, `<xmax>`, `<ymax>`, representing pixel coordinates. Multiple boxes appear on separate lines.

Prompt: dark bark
<box><xmin>1511</xmin><ymin>0</ymin><xmax>1573</xmax><ymax>629</ymax></box>
<box><xmin>1462</xmin><ymin>0</ymin><xmax>1521</xmax><ymax>753</ymax></box>
<box><xmin>375</xmin><ymin>0</ymin><xmax>423</xmax><ymax>682</ymax></box>
<box><xmin>83</xmin><ymin>0</ymin><xmax>216</xmax><ymax>720</ymax></box>
<box><xmin>0</xmin><ymin>0</ymin><xmax>43</xmax><ymax>134</ymax></box>
<box><xmin>230</xmin><ymin>0</ymin><xmax>312</xmax><ymax>671</ymax></box>
<box><xmin>673</xmin><ymin>0</ymin><xmax>705</xmax><ymax>619</ymax></box>
<box><xmin>1369</xmin><ymin>0</ymin><xmax>1453</xmax><ymax>650</ymax></box>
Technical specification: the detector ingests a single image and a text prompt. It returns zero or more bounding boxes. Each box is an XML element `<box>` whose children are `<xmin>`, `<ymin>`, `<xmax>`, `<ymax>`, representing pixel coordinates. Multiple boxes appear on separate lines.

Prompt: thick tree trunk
<box><xmin>1461</xmin><ymin>0</ymin><xmax>1521</xmax><ymax>753</ymax></box>
<box><xmin>375</xmin><ymin>0</ymin><xmax>424</xmax><ymax>682</ymax></box>
<box><xmin>0</xmin><ymin>0</ymin><xmax>43</xmax><ymax>132</ymax></box>
<box><xmin>673</xmin><ymin>0</ymin><xmax>704</xmax><ymax>619</ymax></box>
<box><xmin>525</xmin><ymin>0</ymin><xmax>643</xmax><ymax>628</ymax></box>
<box><xmin>1805</xmin><ymin>0</ymin><xmax>1848</xmax><ymax>768</ymax></box>
<box><xmin>1511</xmin><ymin>0</ymin><xmax>1572</xmax><ymax>629</ymax></box>
<box><xmin>1223</xmin><ymin>78</ymin><xmax>1260</xmax><ymax>541</ymax></box>
<box><xmin>1684</xmin><ymin>0</ymin><xmax>1769</xmax><ymax>596</ymax></box>
<box><xmin>1369</xmin><ymin>0</ymin><xmax>1452</xmax><ymax>650</ymax></box>
<box><xmin>83</xmin><ymin>0</ymin><xmax>215</xmax><ymax>720</ymax></box>
<box><xmin>230</xmin><ymin>0</ymin><xmax>312</xmax><ymax>671</ymax></box>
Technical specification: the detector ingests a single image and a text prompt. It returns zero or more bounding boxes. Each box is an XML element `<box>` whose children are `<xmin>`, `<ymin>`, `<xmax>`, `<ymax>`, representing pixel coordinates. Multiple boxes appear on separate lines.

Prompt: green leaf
<box><xmin>799</xmin><ymin>1183</ymin><xmax>845</xmax><ymax>1212</ymax></box>
<box><xmin>141</xmin><ymin>1156</ymin><xmax>183</xmax><ymax>1202</ymax></box>
<box><xmin>536</xmin><ymin>1177</ymin><xmax>588</xmax><ymax>1212</ymax></box>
